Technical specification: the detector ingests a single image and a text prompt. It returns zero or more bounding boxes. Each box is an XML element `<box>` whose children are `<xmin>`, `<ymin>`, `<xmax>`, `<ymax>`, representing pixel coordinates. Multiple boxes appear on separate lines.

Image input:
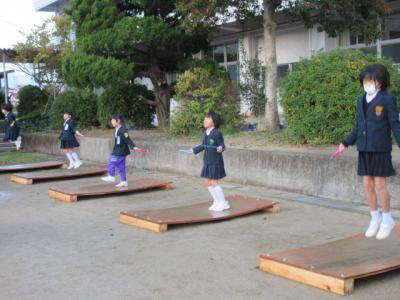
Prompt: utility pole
<box><xmin>2</xmin><ymin>52</ymin><xmax>8</xmax><ymax>104</ymax></box>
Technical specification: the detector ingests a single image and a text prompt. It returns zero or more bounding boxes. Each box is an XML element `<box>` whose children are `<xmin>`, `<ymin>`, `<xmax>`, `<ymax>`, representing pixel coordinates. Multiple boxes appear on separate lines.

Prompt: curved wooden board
<box><xmin>0</xmin><ymin>161</ymin><xmax>65</xmax><ymax>173</ymax></box>
<box><xmin>259</xmin><ymin>224</ymin><xmax>400</xmax><ymax>295</ymax></box>
<box><xmin>48</xmin><ymin>178</ymin><xmax>173</xmax><ymax>202</ymax></box>
<box><xmin>120</xmin><ymin>195</ymin><xmax>280</xmax><ymax>232</ymax></box>
<box><xmin>10</xmin><ymin>167</ymin><xmax>107</xmax><ymax>185</ymax></box>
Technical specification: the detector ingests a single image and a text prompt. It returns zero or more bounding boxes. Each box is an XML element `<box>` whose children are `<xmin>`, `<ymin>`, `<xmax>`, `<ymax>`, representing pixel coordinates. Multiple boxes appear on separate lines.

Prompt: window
<box><xmin>382</xmin><ymin>43</ymin><xmax>400</xmax><ymax>63</ymax></box>
<box><xmin>350</xmin><ymin>34</ymin><xmax>364</xmax><ymax>45</ymax></box>
<box><xmin>212</xmin><ymin>42</ymin><xmax>239</xmax><ymax>81</ymax></box>
<box><xmin>382</xmin><ymin>11</ymin><xmax>400</xmax><ymax>40</ymax></box>
<box><xmin>277</xmin><ymin>65</ymin><xmax>289</xmax><ymax>80</ymax></box>
<box><xmin>213</xmin><ymin>45</ymin><xmax>224</xmax><ymax>63</ymax></box>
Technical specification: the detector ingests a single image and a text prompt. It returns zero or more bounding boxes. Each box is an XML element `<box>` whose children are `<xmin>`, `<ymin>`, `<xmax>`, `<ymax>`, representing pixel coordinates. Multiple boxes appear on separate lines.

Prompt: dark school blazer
<box><xmin>112</xmin><ymin>126</ymin><xmax>135</xmax><ymax>157</ymax></box>
<box><xmin>193</xmin><ymin>128</ymin><xmax>225</xmax><ymax>166</ymax></box>
<box><xmin>59</xmin><ymin>119</ymin><xmax>77</xmax><ymax>141</ymax></box>
<box><xmin>342</xmin><ymin>91</ymin><xmax>400</xmax><ymax>152</ymax></box>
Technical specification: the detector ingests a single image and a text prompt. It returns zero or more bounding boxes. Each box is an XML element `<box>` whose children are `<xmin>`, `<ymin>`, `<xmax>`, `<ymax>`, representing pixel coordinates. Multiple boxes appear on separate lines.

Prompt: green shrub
<box><xmin>50</xmin><ymin>88</ymin><xmax>98</xmax><ymax>129</ymax></box>
<box><xmin>279</xmin><ymin>49</ymin><xmax>400</xmax><ymax>144</ymax></box>
<box><xmin>171</xmin><ymin>59</ymin><xmax>243</xmax><ymax>135</ymax></box>
<box><xmin>97</xmin><ymin>83</ymin><xmax>155</xmax><ymax>128</ymax></box>
<box><xmin>17</xmin><ymin>85</ymin><xmax>47</xmax><ymax>119</ymax></box>
<box><xmin>19</xmin><ymin>116</ymin><xmax>51</xmax><ymax>133</ymax></box>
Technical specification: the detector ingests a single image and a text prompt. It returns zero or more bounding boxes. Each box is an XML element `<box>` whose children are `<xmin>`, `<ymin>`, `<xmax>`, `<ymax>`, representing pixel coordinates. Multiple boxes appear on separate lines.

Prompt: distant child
<box><xmin>59</xmin><ymin>109</ymin><xmax>84</xmax><ymax>169</ymax></box>
<box><xmin>101</xmin><ymin>113</ymin><xmax>140</xmax><ymax>188</ymax></box>
<box><xmin>1</xmin><ymin>104</ymin><xmax>22</xmax><ymax>150</ymax></box>
<box><xmin>333</xmin><ymin>64</ymin><xmax>400</xmax><ymax>240</ymax></box>
<box><xmin>190</xmin><ymin>112</ymin><xmax>230</xmax><ymax>212</ymax></box>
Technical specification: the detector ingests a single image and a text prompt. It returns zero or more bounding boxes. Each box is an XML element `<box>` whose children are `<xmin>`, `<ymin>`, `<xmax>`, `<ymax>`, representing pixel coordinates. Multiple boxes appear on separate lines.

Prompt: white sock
<box><xmin>214</xmin><ymin>185</ymin><xmax>226</xmax><ymax>203</ymax></box>
<box><xmin>370</xmin><ymin>210</ymin><xmax>381</xmax><ymax>221</ymax></box>
<box><xmin>208</xmin><ymin>186</ymin><xmax>218</xmax><ymax>202</ymax></box>
<box><xmin>66</xmin><ymin>153</ymin><xmax>74</xmax><ymax>164</ymax></box>
<box><xmin>71</xmin><ymin>152</ymin><xmax>81</xmax><ymax>162</ymax></box>
<box><xmin>382</xmin><ymin>212</ymin><xmax>394</xmax><ymax>224</ymax></box>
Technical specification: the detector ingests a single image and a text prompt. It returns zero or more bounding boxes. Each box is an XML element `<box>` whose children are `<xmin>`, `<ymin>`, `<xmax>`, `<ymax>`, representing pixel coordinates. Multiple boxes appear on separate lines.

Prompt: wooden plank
<box><xmin>0</xmin><ymin>161</ymin><xmax>65</xmax><ymax>173</ymax></box>
<box><xmin>48</xmin><ymin>189</ymin><xmax>77</xmax><ymax>203</ymax></box>
<box><xmin>264</xmin><ymin>203</ymin><xmax>280</xmax><ymax>213</ymax></box>
<box><xmin>48</xmin><ymin>178</ymin><xmax>173</xmax><ymax>202</ymax></box>
<box><xmin>120</xmin><ymin>213</ymin><xmax>168</xmax><ymax>233</ymax></box>
<box><xmin>259</xmin><ymin>224</ymin><xmax>400</xmax><ymax>295</ymax></box>
<box><xmin>10</xmin><ymin>175</ymin><xmax>33</xmax><ymax>185</ymax></box>
<box><xmin>10</xmin><ymin>167</ymin><xmax>107</xmax><ymax>184</ymax></box>
<box><xmin>259</xmin><ymin>256</ymin><xmax>354</xmax><ymax>295</ymax></box>
<box><xmin>120</xmin><ymin>195</ymin><xmax>280</xmax><ymax>233</ymax></box>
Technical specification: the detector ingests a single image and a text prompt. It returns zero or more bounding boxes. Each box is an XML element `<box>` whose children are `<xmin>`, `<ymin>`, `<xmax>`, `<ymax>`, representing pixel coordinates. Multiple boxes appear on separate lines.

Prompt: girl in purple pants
<box><xmin>101</xmin><ymin>114</ymin><xmax>138</xmax><ymax>188</ymax></box>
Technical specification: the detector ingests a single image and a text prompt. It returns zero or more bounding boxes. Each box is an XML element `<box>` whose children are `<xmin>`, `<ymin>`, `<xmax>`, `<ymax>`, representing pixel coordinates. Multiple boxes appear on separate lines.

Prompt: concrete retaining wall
<box><xmin>22</xmin><ymin>133</ymin><xmax>400</xmax><ymax>208</ymax></box>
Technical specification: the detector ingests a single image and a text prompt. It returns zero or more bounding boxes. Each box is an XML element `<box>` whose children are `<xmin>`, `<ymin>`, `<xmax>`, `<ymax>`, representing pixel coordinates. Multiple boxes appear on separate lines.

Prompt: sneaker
<box><xmin>67</xmin><ymin>163</ymin><xmax>74</xmax><ymax>170</ymax></box>
<box><xmin>208</xmin><ymin>200</ymin><xmax>218</xmax><ymax>211</ymax></box>
<box><xmin>365</xmin><ymin>218</ymin><xmax>382</xmax><ymax>238</ymax></box>
<box><xmin>212</xmin><ymin>201</ymin><xmax>230</xmax><ymax>212</ymax></box>
<box><xmin>101</xmin><ymin>176</ymin><xmax>115</xmax><ymax>183</ymax></box>
<box><xmin>74</xmin><ymin>161</ymin><xmax>83</xmax><ymax>169</ymax></box>
<box><xmin>116</xmin><ymin>181</ymin><xmax>128</xmax><ymax>188</ymax></box>
<box><xmin>376</xmin><ymin>221</ymin><xmax>396</xmax><ymax>240</ymax></box>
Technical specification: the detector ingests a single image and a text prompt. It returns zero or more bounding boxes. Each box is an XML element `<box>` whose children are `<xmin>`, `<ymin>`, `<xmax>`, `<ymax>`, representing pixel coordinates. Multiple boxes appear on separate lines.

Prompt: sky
<box><xmin>0</xmin><ymin>0</ymin><xmax>54</xmax><ymax>49</ymax></box>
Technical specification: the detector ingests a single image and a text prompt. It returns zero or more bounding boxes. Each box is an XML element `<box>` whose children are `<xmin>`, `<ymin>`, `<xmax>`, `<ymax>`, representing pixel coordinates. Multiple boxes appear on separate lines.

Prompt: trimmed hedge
<box><xmin>97</xmin><ymin>83</ymin><xmax>155</xmax><ymax>129</ymax></box>
<box><xmin>17</xmin><ymin>85</ymin><xmax>47</xmax><ymax>120</ymax></box>
<box><xmin>279</xmin><ymin>49</ymin><xmax>400</xmax><ymax>144</ymax></box>
<box><xmin>50</xmin><ymin>88</ymin><xmax>98</xmax><ymax>129</ymax></box>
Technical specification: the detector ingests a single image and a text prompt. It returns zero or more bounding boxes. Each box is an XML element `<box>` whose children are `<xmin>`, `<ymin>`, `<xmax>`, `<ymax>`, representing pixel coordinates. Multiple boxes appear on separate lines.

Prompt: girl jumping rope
<box><xmin>333</xmin><ymin>64</ymin><xmax>400</xmax><ymax>240</ymax></box>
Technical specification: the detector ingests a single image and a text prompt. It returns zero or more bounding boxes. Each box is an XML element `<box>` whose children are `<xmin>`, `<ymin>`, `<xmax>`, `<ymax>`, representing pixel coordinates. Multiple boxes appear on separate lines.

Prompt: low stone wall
<box><xmin>22</xmin><ymin>133</ymin><xmax>400</xmax><ymax>208</ymax></box>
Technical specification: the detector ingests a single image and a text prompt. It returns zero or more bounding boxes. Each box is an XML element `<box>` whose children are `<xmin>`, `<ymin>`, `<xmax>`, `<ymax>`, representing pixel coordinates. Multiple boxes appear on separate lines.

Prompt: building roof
<box><xmin>34</xmin><ymin>0</ymin><xmax>69</xmax><ymax>12</ymax></box>
<box><xmin>211</xmin><ymin>11</ymin><xmax>300</xmax><ymax>41</ymax></box>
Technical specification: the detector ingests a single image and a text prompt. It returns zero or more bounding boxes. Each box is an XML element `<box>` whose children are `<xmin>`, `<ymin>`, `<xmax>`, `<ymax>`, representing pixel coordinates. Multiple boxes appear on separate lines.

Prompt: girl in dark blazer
<box><xmin>101</xmin><ymin>113</ymin><xmax>140</xmax><ymax>188</ymax></box>
<box><xmin>59</xmin><ymin>109</ymin><xmax>84</xmax><ymax>169</ymax></box>
<box><xmin>1</xmin><ymin>104</ymin><xmax>21</xmax><ymax>150</ymax></box>
<box><xmin>334</xmin><ymin>64</ymin><xmax>400</xmax><ymax>239</ymax></box>
<box><xmin>190</xmin><ymin>112</ymin><xmax>230</xmax><ymax>212</ymax></box>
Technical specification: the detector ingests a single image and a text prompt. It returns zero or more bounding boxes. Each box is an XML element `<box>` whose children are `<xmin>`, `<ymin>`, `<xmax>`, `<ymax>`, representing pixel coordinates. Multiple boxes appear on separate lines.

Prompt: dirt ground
<box><xmin>1</xmin><ymin>155</ymin><xmax>400</xmax><ymax>300</ymax></box>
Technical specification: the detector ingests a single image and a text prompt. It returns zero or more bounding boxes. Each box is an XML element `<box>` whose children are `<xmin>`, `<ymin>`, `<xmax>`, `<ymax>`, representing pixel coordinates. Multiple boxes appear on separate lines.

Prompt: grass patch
<box><xmin>0</xmin><ymin>152</ymin><xmax>49</xmax><ymax>165</ymax></box>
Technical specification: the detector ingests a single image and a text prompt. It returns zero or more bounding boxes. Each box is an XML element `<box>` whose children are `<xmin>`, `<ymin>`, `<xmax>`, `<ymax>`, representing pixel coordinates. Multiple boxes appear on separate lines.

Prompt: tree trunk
<box><xmin>261</xmin><ymin>0</ymin><xmax>280</xmax><ymax>132</ymax></box>
<box><xmin>153</xmin><ymin>83</ymin><xmax>170</xmax><ymax>129</ymax></box>
<box><xmin>149</xmin><ymin>59</ymin><xmax>171</xmax><ymax>129</ymax></box>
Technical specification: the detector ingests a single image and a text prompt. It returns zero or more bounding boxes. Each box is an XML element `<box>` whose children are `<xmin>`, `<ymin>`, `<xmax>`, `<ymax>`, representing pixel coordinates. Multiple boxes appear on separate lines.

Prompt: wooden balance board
<box><xmin>120</xmin><ymin>194</ymin><xmax>280</xmax><ymax>233</ymax></box>
<box><xmin>259</xmin><ymin>224</ymin><xmax>400</xmax><ymax>295</ymax></box>
<box><xmin>0</xmin><ymin>161</ymin><xmax>65</xmax><ymax>173</ymax></box>
<box><xmin>48</xmin><ymin>178</ymin><xmax>173</xmax><ymax>203</ymax></box>
<box><xmin>10</xmin><ymin>166</ymin><xmax>107</xmax><ymax>185</ymax></box>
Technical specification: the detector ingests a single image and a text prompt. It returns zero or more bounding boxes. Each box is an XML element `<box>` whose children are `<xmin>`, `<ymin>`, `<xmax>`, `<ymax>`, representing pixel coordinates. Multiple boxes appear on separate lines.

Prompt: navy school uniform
<box><xmin>193</xmin><ymin>128</ymin><xmax>226</xmax><ymax>180</ymax></box>
<box><xmin>112</xmin><ymin>126</ymin><xmax>135</xmax><ymax>157</ymax></box>
<box><xmin>4</xmin><ymin>112</ymin><xmax>20</xmax><ymax>142</ymax></box>
<box><xmin>59</xmin><ymin>118</ymin><xmax>80</xmax><ymax>149</ymax></box>
<box><xmin>342</xmin><ymin>91</ymin><xmax>400</xmax><ymax>177</ymax></box>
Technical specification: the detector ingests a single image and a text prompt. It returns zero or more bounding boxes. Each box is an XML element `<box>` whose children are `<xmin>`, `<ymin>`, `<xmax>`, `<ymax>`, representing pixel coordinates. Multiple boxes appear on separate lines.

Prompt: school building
<box><xmin>209</xmin><ymin>1</ymin><xmax>400</xmax><ymax>85</ymax></box>
<box><xmin>35</xmin><ymin>0</ymin><xmax>400</xmax><ymax>115</ymax></box>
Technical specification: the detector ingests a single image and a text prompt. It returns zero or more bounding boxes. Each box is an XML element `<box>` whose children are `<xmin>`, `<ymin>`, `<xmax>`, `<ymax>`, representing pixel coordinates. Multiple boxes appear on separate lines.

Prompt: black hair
<box><xmin>205</xmin><ymin>111</ymin><xmax>223</xmax><ymax>128</ymax></box>
<box><xmin>63</xmin><ymin>108</ymin><xmax>73</xmax><ymax>117</ymax></box>
<box><xmin>359</xmin><ymin>64</ymin><xmax>390</xmax><ymax>91</ymax></box>
<box><xmin>1</xmin><ymin>103</ymin><xmax>13</xmax><ymax>112</ymax></box>
<box><xmin>112</xmin><ymin>113</ymin><xmax>125</xmax><ymax>126</ymax></box>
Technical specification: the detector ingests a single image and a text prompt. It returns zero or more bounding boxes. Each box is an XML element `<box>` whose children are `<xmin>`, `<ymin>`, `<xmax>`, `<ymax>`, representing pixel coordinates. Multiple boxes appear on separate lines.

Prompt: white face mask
<box><xmin>363</xmin><ymin>83</ymin><xmax>378</xmax><ymax>95</ymax></box>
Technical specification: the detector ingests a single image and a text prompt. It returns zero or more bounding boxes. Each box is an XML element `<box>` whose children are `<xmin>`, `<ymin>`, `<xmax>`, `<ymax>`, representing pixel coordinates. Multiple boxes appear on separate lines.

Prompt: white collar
<box><xmin>206</xmin><ymin>127</ymin><xmax>214</xmax><ymax>136</ymax></box>
<box><xmin>366</xmin><ymin>90</ymin><xmax>379</xmax><ymax>103</ymax></box>
<box><xmin>115</xmin><ymin>126</ymin><xmax>121</xmax><ymax>137</ymax></box>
